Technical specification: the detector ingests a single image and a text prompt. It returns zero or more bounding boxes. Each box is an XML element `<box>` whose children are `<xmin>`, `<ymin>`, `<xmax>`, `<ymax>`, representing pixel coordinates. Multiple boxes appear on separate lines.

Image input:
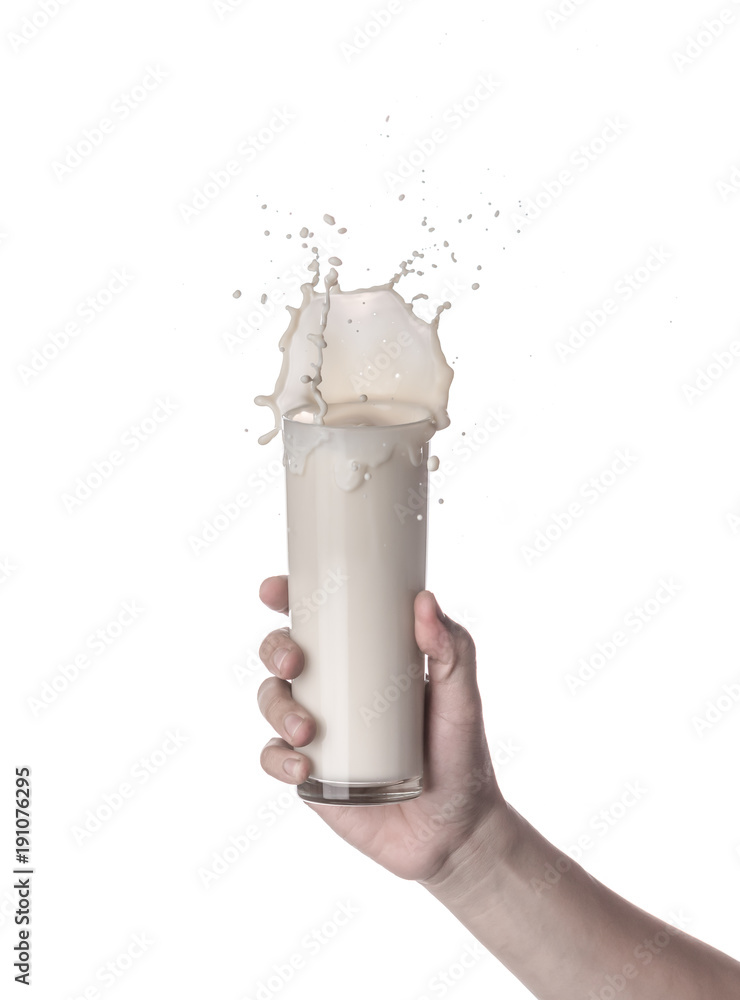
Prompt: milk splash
<box><xmin>254</xmin><ymin>255</ymin><xmax>455</xmax><ymax>458</ymax></box>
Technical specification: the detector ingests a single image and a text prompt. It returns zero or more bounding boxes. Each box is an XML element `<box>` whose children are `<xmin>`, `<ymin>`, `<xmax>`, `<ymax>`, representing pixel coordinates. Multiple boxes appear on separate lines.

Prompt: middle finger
<box><xmin>257</xmin><ymin>675</ymin><xmax>316</xmax><ymax>747</ymax></box>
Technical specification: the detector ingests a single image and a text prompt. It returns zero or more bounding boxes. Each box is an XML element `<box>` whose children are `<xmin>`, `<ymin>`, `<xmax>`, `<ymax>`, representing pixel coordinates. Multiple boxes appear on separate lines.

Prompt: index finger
<box><xmin>259</xmin><ymin>575</ymin><xmax>289</xmax><ymax>615</ymax></box>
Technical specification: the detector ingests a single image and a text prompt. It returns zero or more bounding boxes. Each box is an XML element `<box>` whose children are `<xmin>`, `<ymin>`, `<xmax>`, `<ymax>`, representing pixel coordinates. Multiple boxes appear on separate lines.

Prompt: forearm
<box><xmin>421</xmin><ymin>803</ymin><xmax>740</xmax><ymax>1000</ymax></box>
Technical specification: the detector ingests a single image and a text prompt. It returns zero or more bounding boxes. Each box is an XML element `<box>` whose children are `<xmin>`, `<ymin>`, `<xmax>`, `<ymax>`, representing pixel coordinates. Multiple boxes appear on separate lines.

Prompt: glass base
<box><xmin>297</xmin><ymin>774</ymin><xmax>422</xmax><ymax>806</ymax></box>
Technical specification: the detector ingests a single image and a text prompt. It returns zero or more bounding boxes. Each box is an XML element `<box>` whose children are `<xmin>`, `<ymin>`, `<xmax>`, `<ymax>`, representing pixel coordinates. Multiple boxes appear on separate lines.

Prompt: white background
<box><xmin>3</xmin><ymin>0</ymin><xmax>740</xmax><ymax>998</ymax></box>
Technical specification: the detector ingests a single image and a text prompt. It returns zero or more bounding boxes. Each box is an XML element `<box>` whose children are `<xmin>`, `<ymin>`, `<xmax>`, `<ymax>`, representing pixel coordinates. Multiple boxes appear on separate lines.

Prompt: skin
<box><xmin>257</xmin><ymin>575</ymin><xmax>740</xmax><ymax>999</ymax></box>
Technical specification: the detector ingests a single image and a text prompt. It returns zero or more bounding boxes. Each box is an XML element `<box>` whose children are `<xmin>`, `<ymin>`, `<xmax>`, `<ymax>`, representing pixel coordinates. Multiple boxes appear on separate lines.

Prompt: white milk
<box><xmin>256</xmin><ymin>261</ymin><xmax>454</xmax><ymax>804</ymax></box>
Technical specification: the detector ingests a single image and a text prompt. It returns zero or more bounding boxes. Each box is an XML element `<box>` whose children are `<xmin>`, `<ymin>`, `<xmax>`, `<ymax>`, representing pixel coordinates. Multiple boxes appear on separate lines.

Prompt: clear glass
<box><xmin>283</xmin><ymin>405</ymin><xmax>430</xmax><ymax>806</ymax></box>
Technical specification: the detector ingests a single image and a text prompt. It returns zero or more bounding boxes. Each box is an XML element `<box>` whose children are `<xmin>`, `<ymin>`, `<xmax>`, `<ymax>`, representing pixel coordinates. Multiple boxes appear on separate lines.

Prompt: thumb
<box><xmin>414</xmin><ymin>591</ymin><xmax>479</xmax><ymax>697</ymax></box>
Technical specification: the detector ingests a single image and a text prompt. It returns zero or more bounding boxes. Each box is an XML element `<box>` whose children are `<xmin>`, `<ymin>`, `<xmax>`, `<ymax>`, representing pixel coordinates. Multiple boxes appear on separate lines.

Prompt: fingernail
<box><xmin>284</xmin><ymin>713</ymin><xmax>304</xmax><ymax>741</ymax></box>
<box><xmin>283</xmin><ymin>758</ymin><xmax>301</xmax><ymax>779</ymax></box>
<box><xmin>273</xmin><ymin>648</ymin><xmax>288</xmax><ymax>672</ymax></box>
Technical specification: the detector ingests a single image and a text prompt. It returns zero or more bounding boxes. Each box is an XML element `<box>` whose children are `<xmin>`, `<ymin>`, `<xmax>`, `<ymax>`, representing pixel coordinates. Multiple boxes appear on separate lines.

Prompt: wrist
<box><xmin>418</xmin><ymin>798</ymin><xmax>521</xmax><ymax>909</ymax></box>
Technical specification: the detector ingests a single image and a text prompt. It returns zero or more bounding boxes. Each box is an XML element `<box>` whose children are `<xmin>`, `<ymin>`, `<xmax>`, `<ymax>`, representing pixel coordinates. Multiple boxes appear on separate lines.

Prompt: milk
<box><xmin>256</xmin><ymin>250</ymin><xmax>454</xmax><ymax>804</ymax></box>
<box><xmin>285</xmin><ymin>401</ymin><xmax>433</xmax><ymax>800</ymax></box>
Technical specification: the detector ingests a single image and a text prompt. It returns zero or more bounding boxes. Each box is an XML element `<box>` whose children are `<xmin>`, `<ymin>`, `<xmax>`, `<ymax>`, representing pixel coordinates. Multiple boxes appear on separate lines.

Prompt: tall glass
<box><xmin>283</xmin><ymin>401</ymin><xmax>432</xmax><ymax>805</ymax></box>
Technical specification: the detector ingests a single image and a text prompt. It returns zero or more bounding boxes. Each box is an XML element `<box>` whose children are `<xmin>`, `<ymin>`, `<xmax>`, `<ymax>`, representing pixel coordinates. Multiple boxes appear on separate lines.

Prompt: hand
<box><xmin>257</xmin><ymin>575</ymin><xmax>515</xmax><ymax>885</ymax></box>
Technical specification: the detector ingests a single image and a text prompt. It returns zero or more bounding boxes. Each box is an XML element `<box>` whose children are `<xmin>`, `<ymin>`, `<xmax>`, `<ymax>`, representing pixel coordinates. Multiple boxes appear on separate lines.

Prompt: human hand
<box><xmin>257</xmin><ymin>574</ymin><xmax>516</xmax><ymax>886</ymax></box>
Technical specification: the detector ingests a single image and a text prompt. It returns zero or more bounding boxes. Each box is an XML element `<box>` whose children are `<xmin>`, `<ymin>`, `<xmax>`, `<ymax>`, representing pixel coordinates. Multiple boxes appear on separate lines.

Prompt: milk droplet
<box><xmin>261</xmin><ymin>204</ymin><xmax>267</xmax><ymax>209</ymax></box>
<box><xmin>338</xmin><ymin>227</ymin><xmax>348</xmax><ymax>234</ymax></box>
<box><xmin>364</xmin><ymin>473</ymin><xmax>372</xmax><ymax>480</ymax></box>
<box><xmin>398</xmin><ymin>194</ymin><xmax>405</xmax><ymax>201</ymax></box>
<box><xmin>328</xmin><ymin>257</ymin><xmax>343</xmax><ymax>266</ymax></box>
<box><xmin>233</xmin><ymin>290</ymin><xmax>241</xmax><ymax>299</ymax></box>
<box><xmin>472</xmin><ymin>283</ymin><xmax>480</xmax><ymax>290</ymax></box>
<box><xmin>300</xmin><ymin>227</ymin><xmax>309</xmax><ymax>238</ymax></box>
<box><xmin>323</xmin><ymin>214</ymin><xmax>336</xmax><ymax>225</ymax></box>
<box><xmin>438</xmin><ymin>499</ymin><xmax>444</xmax><ymax>504</ymax></box>
<box><xmin>261</xmin><ymin>293</ymin><xmax>268</xmax><ymax>304</ymax></box>
<box><xmin>264</xmin><ymin>230</ymin><xmax>270</xmax><ymax>236</ymax></box>
<box><xmin>427</xmin><ymin>456</ymin><xmax>440</xmax><ymax>472</ymax></box>
<box><xmin>416</xmin><ymin>514</ymin><xmax>423</xmax><ymax>521</ymax></box>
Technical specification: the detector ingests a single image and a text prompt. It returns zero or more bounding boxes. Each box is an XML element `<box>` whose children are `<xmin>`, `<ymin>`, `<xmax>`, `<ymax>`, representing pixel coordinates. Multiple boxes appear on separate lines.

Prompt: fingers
<box><xmin>414</xmin><ymin>590</ymin><xmax>480</xmax><ymax>702</ymax></box>
<box><xmin>258</xmin><ymin>575</ymin><xmax>314</xmax><ymax>786</ymax></box>
<box><xmin>259</xmin><ymin>626</ymin><xmax>305</xmax><ymax>679</ymax></box>
<box><xmin>260</xmin><ymin>737</ymin><xmax>311</xmax><ymax>785</ymax></box>
<box><xmin>259</xmin><ymin>575</ymin><xmax>289</xmax><ymax>614</ymax></box>
<box><xmin>257</xmin><ymin>675</ymin><xmax>316</xmax><ymax>747</ymax></box>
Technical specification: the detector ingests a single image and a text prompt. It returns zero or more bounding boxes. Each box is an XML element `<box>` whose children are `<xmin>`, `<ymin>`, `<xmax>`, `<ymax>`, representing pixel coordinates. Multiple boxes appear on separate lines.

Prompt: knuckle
<box><xmin>259</xmin><ymin>626</ymin><xmax>291</xmax><ymax>664</ymax></box>
<box><xmin>257</xmin><ymin>676</ymin><xmax>282</xmax><ymax>714</ymax></box>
